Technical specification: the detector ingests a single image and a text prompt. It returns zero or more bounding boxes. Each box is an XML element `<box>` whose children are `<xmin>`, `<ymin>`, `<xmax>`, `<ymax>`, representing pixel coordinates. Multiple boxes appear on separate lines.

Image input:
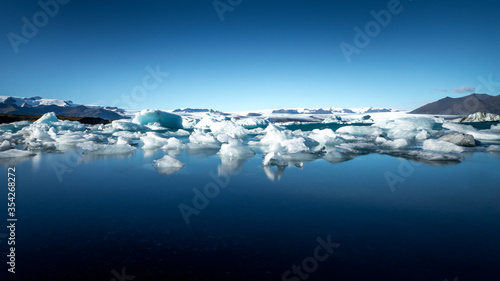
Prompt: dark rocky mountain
<box><xmin>0</xmin><ymin>103</ymin><xmax>124</xmax><ymax>120</ymax></box>
<box><xmin>410</xmin><ymin>93</ymin><xmax>500</xmax><ymax>115</ymax></box>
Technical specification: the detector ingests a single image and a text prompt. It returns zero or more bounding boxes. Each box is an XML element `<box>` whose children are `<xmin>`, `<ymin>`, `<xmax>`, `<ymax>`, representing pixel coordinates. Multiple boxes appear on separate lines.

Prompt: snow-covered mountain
<box><xmin>0</xmin><ymin>96</ymin><xmax>75</xmax><ymax>107</ymax></box>
<box><xmin>0</xmin><ymin>96</ymin><xmax>125</xmax><ymax>120</ymax></box>
<box><xmin>261</xmin><ymin>106</ymin><xmax>401</xmax><ymax>115</ymax></box>
<box><xmin>0</xmin><ymin>95</ymin><xmax>403</xmax><ymax>122</ymax></box>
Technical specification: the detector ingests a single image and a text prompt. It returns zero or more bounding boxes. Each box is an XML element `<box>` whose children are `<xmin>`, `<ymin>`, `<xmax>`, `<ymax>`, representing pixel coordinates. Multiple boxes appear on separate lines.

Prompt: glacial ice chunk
<box><xmin>34</xmin><ymin>112</ymin><xmax>59</xmax><ymax>124</ymax></box>
<box><xmin>422</xmin><ymin>139</ymin><xmax>464</xmax><ymax>153</ymax></box>
<box><xmin>189</xmin><ymin>130</ymin><xmax>220</xmax><ymax>145</ymax></box>
<box><xmin>217</xmin><ymin>138</ymin><xmax>255</xmax><ymax>159</ymax></box>
<box><xmin>376</xmin><ymin>137</ymin><xmax>408</xmax><ymax>149</ymax></box>
<box><xmin>335</xmin><ymin>125</ymin><xmax>382</xmax><ymax>137</ymax></box>
<box><xmin>439</xmin><ymin>133</ymin><xmax>476</xmax><ymax>147</ymax></box>
<box><xmin>487</xmin><ymin>145</ymin><xmax>500</xmax><ymax>152</ymax></box>
<box><xmin>234</xmin><ymin>117</ymin><xmax>270</xmax><ymax>129</ymax></box>
<box><xmin>153</xmin><ymin>155</ymin><xmax>185</xmax><ymax>174</ymax></box>
<box><xmin>194</xmin><ymin>113</ymin><xmax>230</xmax><ymax>129</ymax></box>
<box><xmin>141</xmin><ymin>132</ymin><xmax>171</xmax><ymax>150</ymax></box>
<box><xmin>132</xmin><ymin>109</ymin><xmax>183</xmax><ymax>129</ymax></box>
<box><xmin>112</xmin><ymin>120</ymin><xmax>147</xmax><ymax>131</ymax></box>
<box><xmin>0</xmin><ymin>140</ymin><xmax>13</xmax><ymax>151</ymax></box>
<box><xmin>307</xmin><ymin>129</ymin><xmax>340</xmax><ymax>146</ymax></box>
<box><xmin>373</xmin><ymin>117</ymin><xmax>436</xmax><ymax>140</ymax></box>
<box><xmin>210</xmin><ymin>121</ymin><xmax>247</xmax><ymax>139</ymax></box>
<box><xmin>442</xmin><ymin>122</ymin><xmax>500</xmax><ymax>140</ymax></box>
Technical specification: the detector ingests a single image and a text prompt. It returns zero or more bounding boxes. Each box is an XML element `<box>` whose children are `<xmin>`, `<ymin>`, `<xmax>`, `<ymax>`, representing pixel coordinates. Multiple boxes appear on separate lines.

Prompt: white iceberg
<box><xmin>189</xmin><ymin>130</ymin><xmax>220</xmax><ymax>146</ymax></box>
<box><xmin>442</xmin><ymin>122</ymin><xmax>500</xmax><ymax>140</ymax></box>
<box><xmin>217</xmin><ymin>138</ymin><xmax>255</xmax><ymax>159</ymax></box>
<box><xmin>34</xmin><ymin>112</ymin><xmax>59</xmax><ymax>124</ymax></box>
<box><xmin>234</xmin><ymin>117</ymin><xmax>270</xmax><ymax>129</ymax></box>
<box><xmin>376</xmin><ymin>137</ymin><xmax>408</xmax><ymax>149</ymax></box>
<box><xmin>487</xmin><ymin>145</ymin><xmax>500</xmax><ymax>152</ymax></box>
<box><xmin>422</xmin><ymin>139</ymin><xmax>464</xmax><ymax>153</ymax></box>
<box><xmin>112</xmin><ymin>120</ymin><xmax>147</xmax><ymax>131</ymax></box>
<box><xmin>153</xmin><ymin>155</ymin><xmax>185</xmax><ymax>174</ymax></box>
<box><xmin>458</xmin><ymin>112</ymin><xmax>500</xmax><ymax>123</ymax></box>
<box><xmin>335</xmin><ymin>125</ymin><xmax>382</xmax><ymax>137</ymax></box>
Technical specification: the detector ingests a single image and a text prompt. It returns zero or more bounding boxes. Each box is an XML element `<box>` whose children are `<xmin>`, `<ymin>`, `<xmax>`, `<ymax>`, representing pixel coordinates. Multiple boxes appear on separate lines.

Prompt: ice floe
<box><xmin>153</xmin><ymin>155</ymin><xmax>185</xmax><ymax>174</ymax></box>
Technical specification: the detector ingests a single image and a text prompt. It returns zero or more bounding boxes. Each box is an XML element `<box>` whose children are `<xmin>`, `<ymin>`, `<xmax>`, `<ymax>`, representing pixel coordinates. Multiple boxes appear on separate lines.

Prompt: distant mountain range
<box><xmin>269</xmin><ymin>107</ymin><xmax>400</xmax><ymax>115</ymax></box>
<box><xmin>0</xmin><ymin>96</ymin><xmax>125</xmax><ymax>120</ymax></box>
<box><xmin>0</xmin><ymin>95</ymin><xmax>403</xmax><ymax>121</ymax></box>
<box><xmin>410</xmin><ymin>93</ymin><xmax>500</xmax><ymax>115</ymax></box>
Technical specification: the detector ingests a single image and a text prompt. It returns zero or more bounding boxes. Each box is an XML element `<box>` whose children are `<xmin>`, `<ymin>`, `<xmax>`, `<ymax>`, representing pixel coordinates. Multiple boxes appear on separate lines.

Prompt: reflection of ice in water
<box><xmin>218</xmin><ymin>156</ymin><xmax>246</xmax><ymax>176</ymax></box>
<box><xmin>262</xmin><ymin>165</ymin><xmax>286</xmax><ymax>181</ymax></box>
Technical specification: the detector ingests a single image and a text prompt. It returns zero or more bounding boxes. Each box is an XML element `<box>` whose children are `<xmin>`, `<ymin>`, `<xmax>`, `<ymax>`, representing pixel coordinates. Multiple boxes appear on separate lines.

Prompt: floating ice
<box><xmin>307</xmin><ymin>129</ymin><xmax>340</xmax><ymax>146</ymax></box>
<box><xmin>112</xmin><ymin>120</ymin><xmax>146</xmax><ymax>131</ymax></box>
<box><xmin>210</xmin><ymin>121</ymin><xmax>247</xmax><ymax>139</ymax></box>
<box><xmin>439</xmin><ymin>133</ymin><xmax>476</xmax><ymax>147</ymax></box>
<box><xmin>423</xmin><ymin>139</ymin><xmax>464</xmax><ymax>153</ymax></box>
<box><xmin>254</xmin><ymin>124</ymin><xmax>311</xmax><ymax>154</ymax></box>
<box><xmin>0</xmin><ymin>121</ymin><xmax>31</xmax><ymax>133</ymax></box>
<box><xmin>194</xmin><ymin>113</ymin><xmax>230</xmax><ymax>129</ymax></box>
<box><xmin>373</xmin><ymin>117</ymin><xmax>436</xmax><ymax>140</ymax></box>
<box><xmin>487</xmin><ymin>145</ymin><xmax>500</xmax><ymax>152</ymax></box>
<box><xmin>0</xmin><ymin>149</ymin><xmax>36</xmax><ymax>158</ymax></box>
<box><xmin>322</xmin><ymin>115</ymin><xmax>344</xmax><ymax>124</ymax></box>
<box><xmin>234</xmin><ymin>117</ymin><xmax>270</xmax><ymax>129</ymax></box>
<box><xmin>415</xmin><ymin>130</ymin><xmax>429</xmax><ymax>140</ymax></box>
<box><xmin>218</xmin><ymin>138</ymin><xmax>255</xmax><ymax>159</ymax></box>
<box><xmin>153</xmin><ymin>155</ymin><xmax>185</xmax><ymax>174</ymax></box>
<box><xmin>141</xmin><ymin>132</ymin><xmax>171</xmax><ymax>150</ymax></box>
<box><xmin>336</xmin><ymin>125</ymin><xmax>382</xmax><ymax>137</ymax></box>
<box><xmin>0</xmin><ymin>140</ymin><xmax>13</xmax><ymax>151</ymax></box>
<box><xmin>132</xmin><ymin>109</ymin><xmax>183</xmax><ymax>129</ymax></box>
<box><xmin>322</xmin><ymin>149</ymin><xmax>353</xmax><ymax>164</ymax></box>
<box><xmin>376</xmin><ymin>137</ymin><xmax>408</xmax><ymax>149</ymax></box>
<box><xmin>442</xmin><ymin>122</ymin><xmax>500</xmax><ymax>140</ymax></box>
<box><xmin>34</xmin><ymin>112</ymin><xmax>59</xmax><ymax>124</ymax></box>
<box><xmin>458</xmin><ymin>112</ymin><xmax>500</xmax><ymax>123</ymax></box>
<box><xmin>189</xmin><ymin>130</ymin><xmax>220</xmax><ymax>146</ymax></box>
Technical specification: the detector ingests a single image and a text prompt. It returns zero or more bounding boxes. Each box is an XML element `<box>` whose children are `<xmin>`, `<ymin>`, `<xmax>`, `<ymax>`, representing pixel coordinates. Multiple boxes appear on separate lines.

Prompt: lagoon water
<box><xmin>2</xmin><ymin>145</ymin><xmax>500</xmax><ymax>281</ymax></box>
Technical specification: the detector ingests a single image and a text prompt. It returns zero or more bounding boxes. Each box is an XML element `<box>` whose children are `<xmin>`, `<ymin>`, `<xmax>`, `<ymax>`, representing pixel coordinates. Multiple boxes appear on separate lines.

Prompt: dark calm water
<box><xmin>1</xmin><ymin>148</ymin><xmax>500</xmax><ymax>281</ymax></box>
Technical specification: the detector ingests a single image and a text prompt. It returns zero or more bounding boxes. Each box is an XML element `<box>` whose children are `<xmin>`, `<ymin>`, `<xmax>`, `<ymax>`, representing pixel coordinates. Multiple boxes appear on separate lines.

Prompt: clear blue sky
<box><xmin>1</xmin><ymin>0</ymin><xmax>499</xmax><ymax>111</ymax></box>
